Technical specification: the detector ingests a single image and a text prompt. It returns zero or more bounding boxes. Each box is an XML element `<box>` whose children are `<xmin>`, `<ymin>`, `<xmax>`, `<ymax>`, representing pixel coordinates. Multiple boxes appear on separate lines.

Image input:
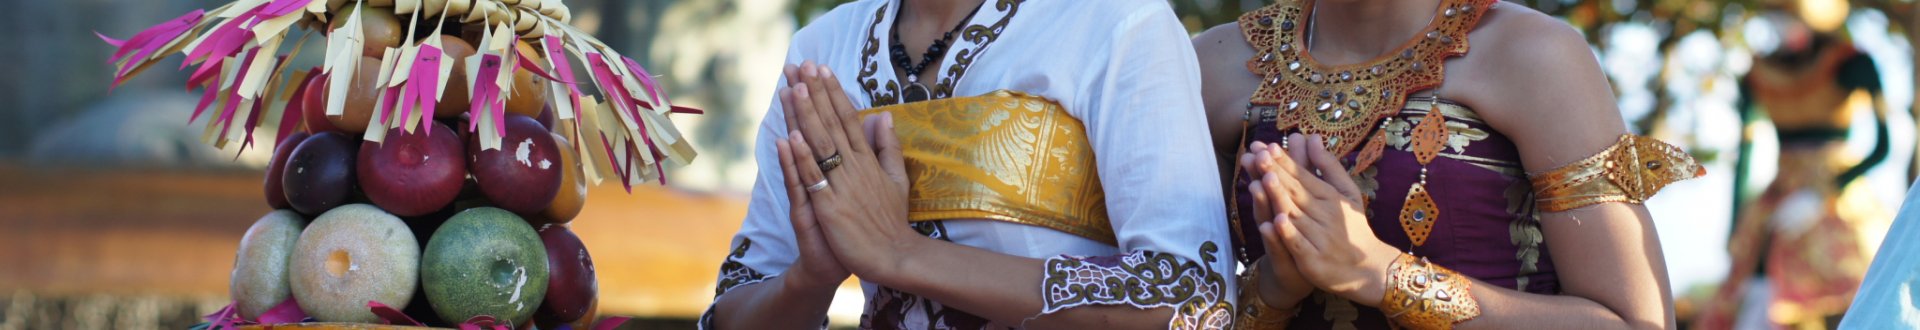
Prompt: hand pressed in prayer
<box><xmin>1254</xmin><ymin>133</ymin><xmax>1402</xmax><ymax>307</ymax></box>
<box><xmin>775</xmin><ymin>62</ymin><xmax>919</xmax><ymax>281</ymax></box>
<box><xmin>772</xmin><ymin>64</ymin><xmax>851</xmax><ymax>291</ymax></box>
<box><xmin>1240</xmin><ymin>142</ymin><xmax>1317</xmax><ymax>309</ymax></box>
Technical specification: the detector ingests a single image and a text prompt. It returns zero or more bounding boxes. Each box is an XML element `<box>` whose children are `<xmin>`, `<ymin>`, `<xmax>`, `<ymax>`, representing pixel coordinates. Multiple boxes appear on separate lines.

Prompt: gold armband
<box><xmin>1234</xmin><ymin>264</ymin><xmax>1296</xmax><ymax>329</ymax></box>
<box><xmin>1382</xmin><ymin>254</ymin><xmax>1479</xmax><ymax>330</ymax></box>
<box><xmin>1530</xmin><ymin>135</ymin><xmax>1705</xmax><ymax>212</ymax></box>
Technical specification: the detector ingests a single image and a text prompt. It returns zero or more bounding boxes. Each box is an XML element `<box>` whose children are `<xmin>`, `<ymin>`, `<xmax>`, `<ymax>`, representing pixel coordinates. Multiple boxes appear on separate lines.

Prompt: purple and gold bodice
<box><xmin>1231</xmin><ymin>98</ymin><xmax>1561</xmax><ymax>327</ymax></box>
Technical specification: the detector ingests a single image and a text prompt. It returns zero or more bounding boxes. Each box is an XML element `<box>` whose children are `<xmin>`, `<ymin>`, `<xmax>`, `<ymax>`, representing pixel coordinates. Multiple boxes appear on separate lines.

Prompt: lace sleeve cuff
<box><xmin>1039</xmin><ymin>241</ymin><xmax>1235</xmax><ymax>329</ymax></box>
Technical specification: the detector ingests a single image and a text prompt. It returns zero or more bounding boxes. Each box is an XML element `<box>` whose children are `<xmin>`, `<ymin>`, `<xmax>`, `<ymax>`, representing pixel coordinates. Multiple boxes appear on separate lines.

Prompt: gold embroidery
<box><xmin>1382</xmin><ymin>254</ymin><xmax>1481</xmax><ymax>330</ymax></box>
<box><xmin>1529</xmin><ymin>135</ymin><xmax>1706</xmax><ymax>212</ymax></box>
<box><xmin>1234</xmin><ymin>264</ymin><xmax>1298</xmax><ymax>329</ymax></box>
<box><xmin>1384</xmin><ymin>108</ymin><xmax>1493</xmax><ymax>157</ymax></box>
<box><xmin>861</xmin><ymin>90</ymin><xmax>1114</xmax><ymax>244</ymax></box>
<box><xmin>1355</xmin><ymin>166</ymin><xmax>1380</xmax><ymax>219</ymax></box>
<box><xmin>1238</xmin><ymin>0</ymin><xmax>1496</xmax><ymax>159</ymax></box>
<box><xmin>1503</xmin><ymin>180</ymin><xmax>1543</xmax><ymax>291</ymax></box>
<box><xmin>1315</xmin><ymin>290</ymin><xmax>1362</xmax><ymax>330</ymax></box>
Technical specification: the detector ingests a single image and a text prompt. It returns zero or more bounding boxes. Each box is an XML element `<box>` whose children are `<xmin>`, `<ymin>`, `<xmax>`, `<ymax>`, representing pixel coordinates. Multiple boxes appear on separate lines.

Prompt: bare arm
<box><xmin>1250</xmin><ymin>7</ymin><xmax>1677</xmax><ymax>329</ymax></box>
<box><xmin>1193</xmin><ymin>23</ymin><xmax>1266</xmax><ymax>189</ymax></box>
<box><xmin>1457</xmin><ymin>8</ymin><xmax>1675</xmax><ymax>329</ymax></box>
<box><xmin>880</xmin><ymin>238</ymin><xmax>1178</xmax><ymax>328</ymax></box>
<box><xmin>774</xmin><ymin>59</ymin><xmax>1222</xmax><ymax>328</ymax></box>
<box><xmin>707</xmin><ymin>64</ymin><xmax>852</xmax><ymax>330</ymax></box>
<box><xmin>710</xmin><ymin>275</ymin><xmax>837</xmax><ymax>329</ymax></box>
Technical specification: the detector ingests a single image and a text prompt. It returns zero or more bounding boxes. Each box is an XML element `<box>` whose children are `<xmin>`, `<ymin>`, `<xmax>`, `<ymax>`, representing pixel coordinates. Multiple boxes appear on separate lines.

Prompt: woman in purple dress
<box><xmin>1191</xmin><ymin>0</ymin><xmax>1704</xmax><ymax>328</ymax></box>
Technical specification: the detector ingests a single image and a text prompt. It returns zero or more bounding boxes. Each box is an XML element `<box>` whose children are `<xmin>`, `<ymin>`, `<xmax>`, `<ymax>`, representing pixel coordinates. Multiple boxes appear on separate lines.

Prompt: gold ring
<box><xmin>818</xmin><ymin>153</ymin><xmax>844</xmax><ymax>172</ymax></box>
<box><xmin>805</xmin><ymin>179</ymin><xmax>830</xmax><ymax>193</ymax></box>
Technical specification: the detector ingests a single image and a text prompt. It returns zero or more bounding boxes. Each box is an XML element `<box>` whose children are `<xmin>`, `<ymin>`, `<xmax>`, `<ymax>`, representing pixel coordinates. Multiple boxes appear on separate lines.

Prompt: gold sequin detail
<box><xmin>860</xmin><ymin>90</ymin><xmax>1114</xmax><ymax>244</ymax></box>
<box><xmin>1238</xmin><ymin>0</ymin><xmax>1496</xmax><ymax>159</ymax></box>
<box><xmin>1382</xmin><ymin>254</ymin><xmax>1481</xmax><ymax>330</ymax></box>
<box><xmin>1529</xmin><ymin>135</ymin><xmax>1706</xmax><ymax>212</ymax></box>
<box><xmin>1233</xmin><ymin>264</ymin><xmax>1297</xmax><ymax>329</ymax></box>
<box><xmin>1400</xmin><ymin>183</ymin><xmax>1440</xmax><ymax>246</ymax></box>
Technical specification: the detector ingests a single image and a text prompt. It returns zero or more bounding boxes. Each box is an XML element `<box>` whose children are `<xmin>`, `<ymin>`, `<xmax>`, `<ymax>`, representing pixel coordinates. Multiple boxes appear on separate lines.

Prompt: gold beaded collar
<box><xmin>1238</xmin><ymin>0</ymin><xmax>1496</xmax><ymax>158</ymax></box>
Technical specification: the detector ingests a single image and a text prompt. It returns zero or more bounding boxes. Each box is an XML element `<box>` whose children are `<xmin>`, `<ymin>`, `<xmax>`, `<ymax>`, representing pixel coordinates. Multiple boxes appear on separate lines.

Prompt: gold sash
<box><xmin>861</xmin><ymin>90</ymin><xmax>1115</xmax><ymax>245</ymax></box>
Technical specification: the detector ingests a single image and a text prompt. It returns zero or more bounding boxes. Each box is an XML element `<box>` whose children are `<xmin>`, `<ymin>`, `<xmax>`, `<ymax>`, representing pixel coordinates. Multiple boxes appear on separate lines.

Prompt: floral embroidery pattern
<box><xmin>1383</xmin><ymin>110</ymin><xmax>1488</xmax><ymax>155</ymax></box>
<box><xmin>713</xmin><ymin>238</ymin><xmax>770</xmax><ymax>296</ymax></box>
<box><xmin>862</xmin><ymin>287</ymin><xmax>1005</xmax><ymax>329</ymax></box>
<box><xmin>914</xmin><ymin>221</ymin><xmax>952</xmax><ymax>242</ymax></box>
<box><xmin>1313</xmin><ymin>290</ymin><xmax>1362</xmax><ymax>330</ymax></box>
<box><xmin>699</xmin><ymin>238</ymin><xmax>776</xmax><ymax>330</ymax></box>
<box><xmin>1040</xmin><ymin>242</ymin><xmax>1232</xmax><ymax>329</ymax></box>
<box><xmin>856</xmin><ymin>4</ymin><xmax>898</xmax><ymax>106</ymax></box>
<box><xmin>1504</xmin><ymin>178</ymin><xmax>1545</xmax><ymax>291</ymax></box>
<box><xmin>932</xmin><ymin>0</ymin><xmax>1023</xmax><ymax>100</ymax></box>
<box><xmin>857</xmin><ymin>0</ymin><xmax>1025</xmax><ymax>106</ymax></box>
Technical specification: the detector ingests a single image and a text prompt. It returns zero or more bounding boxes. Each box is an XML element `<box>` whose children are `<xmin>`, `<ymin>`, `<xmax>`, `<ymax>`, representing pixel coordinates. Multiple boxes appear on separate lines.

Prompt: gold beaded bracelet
<box><xmin>1381</xmin><ymin>254</ymin><xmax>1480</xmax><ymax>330</ymax></box>
<box><xmin>1234</xmin><ymin>262</ymin><xmax>1297</xmax><ymax>329</ymax></box>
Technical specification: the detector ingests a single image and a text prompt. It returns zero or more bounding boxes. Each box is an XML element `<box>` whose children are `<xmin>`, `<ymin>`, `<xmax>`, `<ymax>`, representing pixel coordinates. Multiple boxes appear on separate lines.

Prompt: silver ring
<box><xmin>805</xmin><ymin>179</ymin><xmax>830</xmax><ymax>192</ymax></box>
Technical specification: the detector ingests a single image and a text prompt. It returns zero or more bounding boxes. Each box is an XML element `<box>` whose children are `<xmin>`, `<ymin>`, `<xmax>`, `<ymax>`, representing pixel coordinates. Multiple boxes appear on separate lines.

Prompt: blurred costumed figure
<box><xmin>1697</xmin><ymin>2</ymin><xmax>1898</xmax><ymax>328</ymax></box>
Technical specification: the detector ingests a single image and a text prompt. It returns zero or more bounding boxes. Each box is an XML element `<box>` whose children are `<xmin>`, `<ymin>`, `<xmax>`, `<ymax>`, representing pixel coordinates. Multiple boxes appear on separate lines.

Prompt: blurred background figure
<box><xmin>1695</xmin><ymin>1</ymin><xmax>1899</xmax><ymax>328</ymax></box>
<box><xmin>2</xmin><ymin>0</ymin><xmax>1917</xmax><ymax>328</ymax></box>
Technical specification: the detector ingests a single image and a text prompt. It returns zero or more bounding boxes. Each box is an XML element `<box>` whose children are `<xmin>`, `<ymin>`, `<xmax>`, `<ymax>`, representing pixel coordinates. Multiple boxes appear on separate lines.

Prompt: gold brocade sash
<box><xmin>860</xmin><ymin>90</ymin><xmax>1115</xmax><ymax>245</ymax></box>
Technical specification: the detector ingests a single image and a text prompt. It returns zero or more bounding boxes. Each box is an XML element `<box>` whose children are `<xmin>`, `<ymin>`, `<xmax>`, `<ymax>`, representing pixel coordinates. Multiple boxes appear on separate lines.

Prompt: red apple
<box><xmin>284</xmin><ymin>131</ymin><xmax>359</xmax><ymax>215</ymax></box>
<box><xmin>535</xmin><ymin>225</ymin><xmax>596</xmax><ymax>323</ymax></box>
<box><xmin>302</xmin><ymin>74</ymin><xmax>341</xmax><ymax>134</ymax></box>
<box><xmin>265</xmin><ymin>131</ymin><xmax>312</xmax><ymax>209</ymax></box>
<box><xmin>358</xmin><ymin>122</ymin><xmax>466</xmax><ymax>217</ymax></box>
<box><xmin>467</xmin><ymin>114</ymin><xmax>562</xmax><ymax>215</ymax></box>
<box><xmin>535</xmin><ymin>105</ymin><xmax>555</xmax><ymax>131</ymax></box>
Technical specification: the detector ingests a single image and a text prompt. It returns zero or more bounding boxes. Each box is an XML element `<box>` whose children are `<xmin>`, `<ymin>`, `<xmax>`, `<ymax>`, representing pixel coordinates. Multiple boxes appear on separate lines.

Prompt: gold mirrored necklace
<box><xmin>1239</xmin><ymin>0</ymin><xmax>1496</xmax><ymax>248</ymax></box>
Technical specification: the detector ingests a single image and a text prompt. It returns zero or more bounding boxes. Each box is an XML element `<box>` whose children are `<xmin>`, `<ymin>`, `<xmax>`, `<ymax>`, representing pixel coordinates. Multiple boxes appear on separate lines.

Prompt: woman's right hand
<box><xmin>776</xmin><ymin>64</ymin><xmax>850</xmax><ymax>292</ymax></box>
<box><xmin>1243</xmin><ymin>142</ymin><xmax>1315</xmax><ymax>309</ymax></box>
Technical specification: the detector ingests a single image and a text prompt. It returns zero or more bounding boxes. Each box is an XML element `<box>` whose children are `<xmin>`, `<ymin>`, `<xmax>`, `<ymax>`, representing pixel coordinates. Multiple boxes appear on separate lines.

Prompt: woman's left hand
<box><xmin>1254</xmin><ymin>133</ymin><xmax>1404</xmax><ymax>307</ymax></box>
<box><xmin>775</xmin><ymin>62</ymin><xmax>920</xmax><ymax>282</ymax></box>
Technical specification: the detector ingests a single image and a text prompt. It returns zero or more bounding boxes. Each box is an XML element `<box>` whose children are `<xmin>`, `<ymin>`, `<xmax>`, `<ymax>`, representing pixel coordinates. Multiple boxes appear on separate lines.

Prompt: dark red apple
<box><xmin>284</xmin><ymin>131</ymin><xmax>359</xmax><ymax>215</ymax></box>
<box><xmin>535</xmin><ymin>225</ymin><xmax>596</xmax><ymax>324</ymax></box>
<box><xmin>265</xmin><ymin>132</ymin><xmax>312</xmax><ymax>209</ymax></box>
<box><xmin>358</xmin><ymin>122</ymin><xmax>466</xmax><ymax>217</ymax></box>
<box><xmin>535</xmin><ymin>105</ymin><xmax>555</xmax><ymax>131</ymax></box>
<box><xmin>467</xmin><ymin>114</ymin><xmax>562</xmax><ymax>215</ymax></box>
<box><xmin>302</xmin><ymin>73</ymin><xmax>340</xmax><ymax>134</ymax></box>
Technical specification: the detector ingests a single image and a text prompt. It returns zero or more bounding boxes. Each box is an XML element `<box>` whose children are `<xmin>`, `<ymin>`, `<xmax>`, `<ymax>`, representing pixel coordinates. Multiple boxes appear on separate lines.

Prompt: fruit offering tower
<box><xmin>98</xmin><ymin>0</ymin><xmax>698</xmax><ymax>328</ymax></box>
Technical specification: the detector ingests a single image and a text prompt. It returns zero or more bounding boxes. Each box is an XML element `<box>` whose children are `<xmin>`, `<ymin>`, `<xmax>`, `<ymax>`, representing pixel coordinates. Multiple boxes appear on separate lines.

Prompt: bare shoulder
<box><xmin>1455</xmin><ymin>5</ymin><xmax>1629</xmax><ymax>170</ymax></box>
<box><xmin>1193</xmin><ymin>23</ymin><xmax>1253</xmax><ymax>58</ymax></box>
<box><xmin>1192</xmin><ymin>22</ymin><xmax>1259</xmax><ymax>83</ymax></box>
<box><xmin>1192</xmin><ymin>23</ymin><xmax>1264</xmax><ymax>153</ymax></box>
<box><xmin>1468</xmin><ymin>5</ymin><xmax>1596</xmax><ymax>73</ymax></box>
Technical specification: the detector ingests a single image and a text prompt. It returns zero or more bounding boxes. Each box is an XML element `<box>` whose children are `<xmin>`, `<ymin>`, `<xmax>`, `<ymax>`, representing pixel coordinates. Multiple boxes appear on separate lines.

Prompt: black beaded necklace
<box><xmin>888</xmin><ymin>1</ymin><xmax>983</xmax><ymax>103</ymax></box>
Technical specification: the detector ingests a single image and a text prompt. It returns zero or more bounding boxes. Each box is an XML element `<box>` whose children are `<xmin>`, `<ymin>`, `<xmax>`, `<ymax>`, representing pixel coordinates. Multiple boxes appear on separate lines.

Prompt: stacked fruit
<box><xmin>230</xmin><ymin>14</ymin><xmax>604</xmax><ymax>330</ymax></box>
<box><xmin>96</xmin><ymin>0</ymin><xmax>692</xmax><ymax>328</ymax></box>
